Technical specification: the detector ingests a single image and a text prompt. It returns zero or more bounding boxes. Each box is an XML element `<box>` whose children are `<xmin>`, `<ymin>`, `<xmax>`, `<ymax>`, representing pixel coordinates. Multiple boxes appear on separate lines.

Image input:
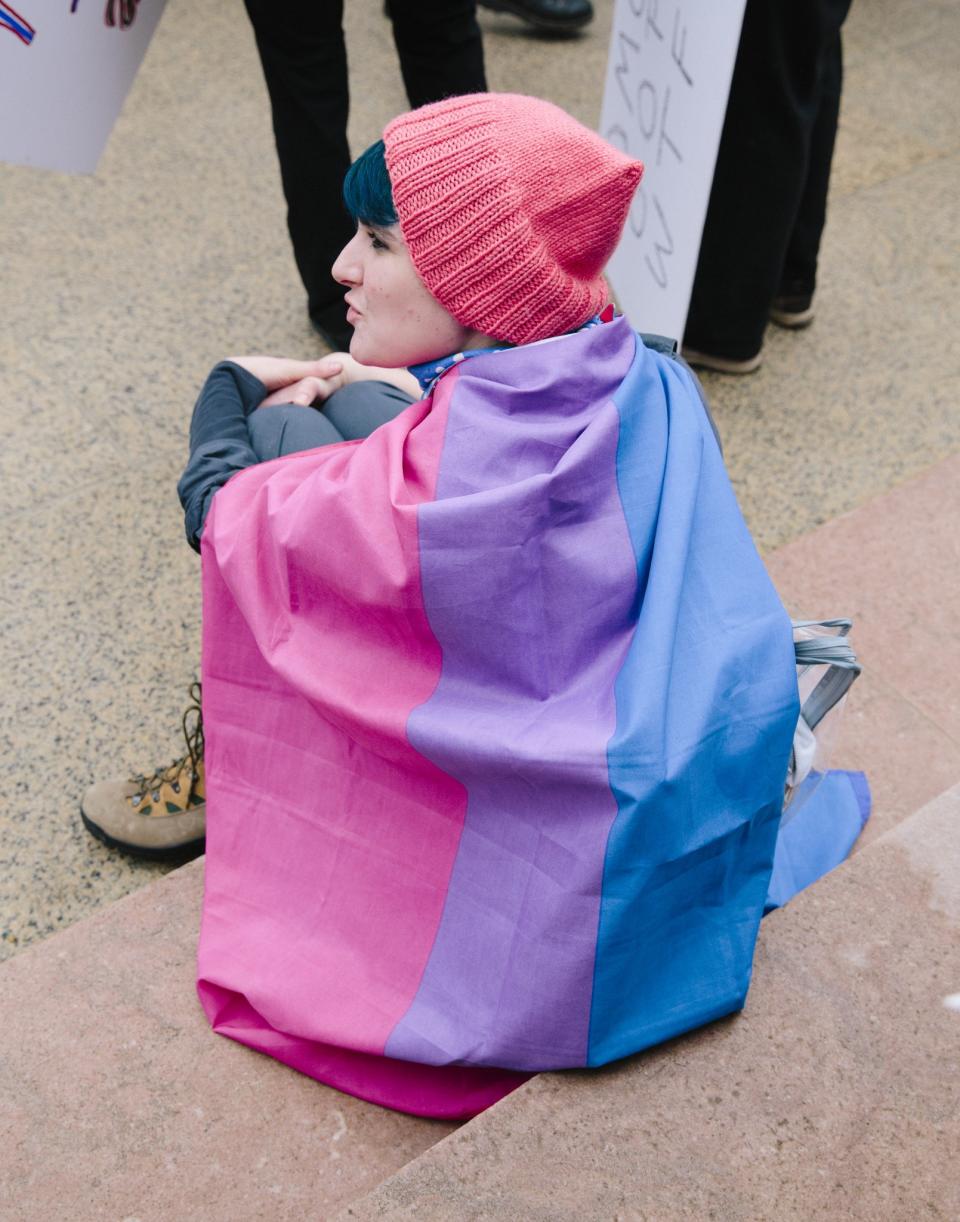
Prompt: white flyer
<box><xmin>1</xmin><ymin>0</ymin><xmax>168</xmax><ymax>174</ymax></box>
<box><xmin>599</xmin><ymin>0</ymin><xmax>746</xmax><ymax>342</ymax></box>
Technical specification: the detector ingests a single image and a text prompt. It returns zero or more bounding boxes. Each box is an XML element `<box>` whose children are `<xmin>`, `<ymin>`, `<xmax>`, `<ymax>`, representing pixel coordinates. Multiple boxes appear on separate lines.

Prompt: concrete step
<box><xmin>2</xmin><ymin>452</ymin><xmax>958</xmax><ymax>1219</ymax></box>
<box><xmin>764</xmin><ymin>452</ymin><xmax>960</xmax><ymax>852</ymax></box>
<box><xmin>335</xmin><ymin>781</ymin><xmax>960</xmax><ymax>1221</ymax></box>
<box><xmin>0</xmin><ymin>859</ymin><xmax>456</xmax><ymax>1221</ymax></box>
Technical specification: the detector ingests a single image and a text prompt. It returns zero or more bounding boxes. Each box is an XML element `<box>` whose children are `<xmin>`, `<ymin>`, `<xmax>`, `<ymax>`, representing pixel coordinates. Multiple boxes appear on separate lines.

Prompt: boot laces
<box><xmin>130</xmin><ymin>682</ymin><xmax>204</xmax><ymax>806</ymax></box>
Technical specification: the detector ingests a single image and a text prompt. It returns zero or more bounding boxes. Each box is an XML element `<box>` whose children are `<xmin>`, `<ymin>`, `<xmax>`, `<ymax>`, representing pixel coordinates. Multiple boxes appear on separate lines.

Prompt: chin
<box><xmin>349</xmin><ymin>332</ymin><xmax>386</xmax><ymax>367</ymax></box>
<box><xmin>352</xmin><ymin>339</ymin><xmax>408</xmax><ymax>370</ymax></box>
<box><xmin>349</xmin><ymin>323</ymin><xmax>429</xmax><ymax>369</ymax></box>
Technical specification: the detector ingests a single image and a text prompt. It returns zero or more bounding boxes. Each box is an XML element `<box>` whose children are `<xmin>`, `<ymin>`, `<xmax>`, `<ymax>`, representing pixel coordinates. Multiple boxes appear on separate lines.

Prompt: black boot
<box><xmin>479</xmin><ymin>0</ymin><xmax>592</xmax><ymax>34</ymax></box>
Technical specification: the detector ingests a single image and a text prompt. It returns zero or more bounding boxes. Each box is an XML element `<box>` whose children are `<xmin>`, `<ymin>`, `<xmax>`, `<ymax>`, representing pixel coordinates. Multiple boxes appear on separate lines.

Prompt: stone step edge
<box><xmin>329</xmin><ymin>778</ymin><xmax>960</xmax><ymax>1221</ymax></box>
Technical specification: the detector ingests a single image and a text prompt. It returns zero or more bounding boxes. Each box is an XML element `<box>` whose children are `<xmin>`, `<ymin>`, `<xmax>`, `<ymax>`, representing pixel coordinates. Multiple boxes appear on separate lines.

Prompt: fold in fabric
<box><xmin>197</xmin><ymin>317</ymin><xmax>858</xmax><ymax>1118</ymax></box>
<box><xmin>765</xmin><ymin>770</ymin><xmax>871</xmax><ymax>913</ymax></box>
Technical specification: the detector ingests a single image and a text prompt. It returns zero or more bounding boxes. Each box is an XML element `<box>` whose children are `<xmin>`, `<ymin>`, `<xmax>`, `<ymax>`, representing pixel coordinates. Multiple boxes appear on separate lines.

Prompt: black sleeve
<box><xmin>177</xmin><ymin>361</ymin><xmax>268</xmax><ymax>553</ymax></box>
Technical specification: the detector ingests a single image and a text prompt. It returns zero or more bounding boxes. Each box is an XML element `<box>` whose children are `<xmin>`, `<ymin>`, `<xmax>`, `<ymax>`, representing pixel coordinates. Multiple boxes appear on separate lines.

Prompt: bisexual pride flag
<box><xmin>197</xmin><ymin>317</ymin><xmax>801</xmax><ymax>1118</ymax></box>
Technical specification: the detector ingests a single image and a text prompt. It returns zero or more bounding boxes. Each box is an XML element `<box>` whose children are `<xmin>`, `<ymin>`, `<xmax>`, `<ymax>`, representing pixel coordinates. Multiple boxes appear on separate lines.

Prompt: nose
<box><xmin>332</xmin><ymin>229</ymin><xmax>363</xmax><ymax>286</ymax></box>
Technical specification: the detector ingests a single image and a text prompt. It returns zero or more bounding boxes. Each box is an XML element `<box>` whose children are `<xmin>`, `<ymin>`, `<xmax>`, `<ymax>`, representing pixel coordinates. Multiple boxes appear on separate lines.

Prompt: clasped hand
<box><xmin>227</xmin><ymin>353</ymin><xmax>419</xmax><ymax>408</ymax></box>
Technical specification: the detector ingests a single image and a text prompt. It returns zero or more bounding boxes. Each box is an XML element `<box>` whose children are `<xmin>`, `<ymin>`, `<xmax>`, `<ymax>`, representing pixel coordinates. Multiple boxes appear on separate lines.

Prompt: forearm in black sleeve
<box><xmin>177</xmin><ymin>361</ymin><xmax>267</xmax><ymax>552</ymax></box>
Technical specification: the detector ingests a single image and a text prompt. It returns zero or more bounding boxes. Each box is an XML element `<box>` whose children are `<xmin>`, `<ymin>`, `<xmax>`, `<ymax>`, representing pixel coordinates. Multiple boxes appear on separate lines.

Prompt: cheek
<box><xmin>403</xmin><ymin>284</ymin><xmax>468</xmax><ymax>346</ymax></box>
<box><xmin>363</xmin><ymin>256</ymin><xmax>472</xmax><ymax>363</ymax></box>
<box><xmin>376</xmin><ymin>281</ymin><xmax>431</xmax><ymax>339</ymax></box>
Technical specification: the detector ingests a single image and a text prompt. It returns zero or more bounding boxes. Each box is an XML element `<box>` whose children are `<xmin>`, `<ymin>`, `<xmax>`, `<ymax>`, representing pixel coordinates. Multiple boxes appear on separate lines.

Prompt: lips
<box><xmin>344</xmin><ymin>296</ymin><xmax>363</xmax><ymax>325</ymax></box>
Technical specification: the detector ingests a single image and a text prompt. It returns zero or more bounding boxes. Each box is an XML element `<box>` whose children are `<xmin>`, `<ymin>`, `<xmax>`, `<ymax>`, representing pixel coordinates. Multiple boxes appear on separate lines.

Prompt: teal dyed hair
<box><xmin>342</xmin><ymin>140</ymin><xmax>398</xmax><ymax>227</ymax></box>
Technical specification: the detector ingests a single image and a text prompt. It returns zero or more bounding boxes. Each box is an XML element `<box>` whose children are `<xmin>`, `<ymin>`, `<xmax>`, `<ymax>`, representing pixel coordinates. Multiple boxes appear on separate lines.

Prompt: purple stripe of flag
<box><xmin>385</xmin><ymin>321</ymin><xmax>641</xmax><ymax>1070</ymax></box>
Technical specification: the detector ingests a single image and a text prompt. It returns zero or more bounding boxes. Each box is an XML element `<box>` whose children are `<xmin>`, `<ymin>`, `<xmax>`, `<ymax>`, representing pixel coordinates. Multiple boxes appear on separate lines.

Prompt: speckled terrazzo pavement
<box><xmin>1</xmin><ymin>0</ymin><xmax>958</xmax><ymax>960</ymax></box>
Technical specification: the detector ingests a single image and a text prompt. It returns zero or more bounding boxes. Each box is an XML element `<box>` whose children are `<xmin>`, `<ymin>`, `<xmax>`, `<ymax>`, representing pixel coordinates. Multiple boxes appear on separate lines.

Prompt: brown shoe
<box><xmin>81</xmin><ymin>683</ymin><xmax>205</xmax><ymax>860</ymax></box>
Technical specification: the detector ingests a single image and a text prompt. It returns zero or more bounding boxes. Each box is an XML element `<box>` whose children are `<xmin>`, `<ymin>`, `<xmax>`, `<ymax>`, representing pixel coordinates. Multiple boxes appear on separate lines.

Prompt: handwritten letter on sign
<box><xmin>599</xmin><ymin>0</ymin><xmax>746</xmax><ymax>342</ymax></box>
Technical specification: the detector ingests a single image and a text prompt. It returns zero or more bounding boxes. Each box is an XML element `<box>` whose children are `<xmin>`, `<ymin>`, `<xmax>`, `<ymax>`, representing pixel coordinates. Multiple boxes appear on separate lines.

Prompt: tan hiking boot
<box><xmin>81</xmin><ymin>683</ymin><xmax>206</xmax><ymax>860</ymax></box>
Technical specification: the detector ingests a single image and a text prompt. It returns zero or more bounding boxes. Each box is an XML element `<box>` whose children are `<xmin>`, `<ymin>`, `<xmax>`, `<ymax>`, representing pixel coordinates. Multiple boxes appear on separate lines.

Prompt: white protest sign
<box><xmin>0</xmin><ymin>0</ymin><xmax>167</xmax><ymax>174</ymax></box>
<box><xmin>599</xmin><ymin>0</ymin><xmax>746</xmax><ymax>342</ymax></box>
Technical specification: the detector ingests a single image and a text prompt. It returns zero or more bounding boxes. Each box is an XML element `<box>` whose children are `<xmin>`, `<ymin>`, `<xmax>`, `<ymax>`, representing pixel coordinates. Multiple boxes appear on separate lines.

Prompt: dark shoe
<box><xmin>479</xmin><ymin>0</ymin><xmax>593</xmax><ymax>34</ymax></box>
<box><xmin>681</xmin><ymin>345</ymin><xmax>763</xmax><ymax>375</ymax></box>
<box><xmin>767</xmin><ymin>279</ymin><xmax>810</xmax><ymax>329</ymax></box>
<box><xmin>81</xmin><ymin>683</ymin><xmax>206</xmax><ymax>861</ymax></box>
<box><xmin>769</xmin><ymin>288</ymin><xmax>816</xmax><ymax>329</ymax></box>
<box><xmin>310</xmin><ymin>300</ymin><xmax>354</xmax><ymax>351</ymax></box>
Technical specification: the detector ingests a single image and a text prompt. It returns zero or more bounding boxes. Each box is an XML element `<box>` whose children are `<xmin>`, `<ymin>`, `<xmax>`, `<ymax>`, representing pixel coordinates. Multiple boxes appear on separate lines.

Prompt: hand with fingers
<box><xmin>260</xmin><ymin>375</ymin><xmax>338</xmax><ymax>409</ymax></box>
<box><xmin>227</xmin><ymin>353</ymin><xmax>421</xmax><ymax>406</ymax></box>
<box><xmin>226</xmin><ymin>355</ymin><xmax>347</xmax><ymax>407</ymax></box>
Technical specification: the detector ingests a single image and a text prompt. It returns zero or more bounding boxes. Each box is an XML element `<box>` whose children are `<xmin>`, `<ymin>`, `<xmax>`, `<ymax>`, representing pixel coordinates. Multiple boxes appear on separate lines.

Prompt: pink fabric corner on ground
<box><xmin>200</xmin><ymin>981</ymin><xmax>528</xmax><ymax>1120</ymax></box>
<box><xmin>196</xmin><ymin>376</ymin><xmax>521</xmax><ymax>1113</ymax></box>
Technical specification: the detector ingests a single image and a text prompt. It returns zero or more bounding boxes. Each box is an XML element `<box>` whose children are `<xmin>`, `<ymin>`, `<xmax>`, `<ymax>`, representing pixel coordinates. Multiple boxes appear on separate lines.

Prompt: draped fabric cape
<box><xmin>197</xmin><ymin>318</ymin><xmax>801</xmax><ymax>1119</ymax></box>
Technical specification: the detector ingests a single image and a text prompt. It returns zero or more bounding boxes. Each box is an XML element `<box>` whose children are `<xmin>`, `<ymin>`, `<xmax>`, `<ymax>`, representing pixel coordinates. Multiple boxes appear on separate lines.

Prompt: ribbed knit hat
<box><xmin>383</xmin><ymin>93</ymin><xmax>644</xmax><ymax>347</ymax></box>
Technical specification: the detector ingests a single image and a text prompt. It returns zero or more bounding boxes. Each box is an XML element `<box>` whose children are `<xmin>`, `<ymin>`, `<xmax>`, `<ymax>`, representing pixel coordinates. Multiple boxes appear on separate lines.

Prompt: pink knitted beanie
<box><xmin>383</xmin><ymin>93</ymin><xmax>644</xmax><ymax>347</ymax></box>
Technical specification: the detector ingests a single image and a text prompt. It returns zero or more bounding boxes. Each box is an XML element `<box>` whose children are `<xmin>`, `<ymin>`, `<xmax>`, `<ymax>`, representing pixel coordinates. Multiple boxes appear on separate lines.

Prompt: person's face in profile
<box><xmin>332</xmin><ymin>222</ymin><xmax>489</xmax><ymax>368</ymax></box>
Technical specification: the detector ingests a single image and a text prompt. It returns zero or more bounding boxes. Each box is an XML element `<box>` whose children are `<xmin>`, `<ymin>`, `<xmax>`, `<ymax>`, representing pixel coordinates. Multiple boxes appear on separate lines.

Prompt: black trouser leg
<box><xmin>244</xmin><ymin>0</ymin><xmax>353</xmax><ymax>322</ymax></box>
<box><xmin>245</xmin><ymin>1</ymin><xmax>485</xmax><ymax>329</ymax></box>
<box><xmin>684</xmin><ymin>0</ymin><xmax>850</xmax><ymax>359</ymax></box>
<box><xmin>778</xmin><ymin>13</ymin><xmax>846</xmax><ymax>296</ymax></box>
<box><xmin>388</xmin><ymin>0</ymin><xmax>487</xmax><ymax>108</ymax></box>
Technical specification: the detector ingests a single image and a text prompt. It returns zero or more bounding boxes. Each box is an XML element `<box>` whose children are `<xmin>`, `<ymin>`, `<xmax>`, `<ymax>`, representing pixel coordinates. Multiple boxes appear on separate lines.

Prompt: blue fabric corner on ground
<box><xmin>764</xmin><ymin>770</ymin><xmax>872</xmax><ymax>914</ymax></box>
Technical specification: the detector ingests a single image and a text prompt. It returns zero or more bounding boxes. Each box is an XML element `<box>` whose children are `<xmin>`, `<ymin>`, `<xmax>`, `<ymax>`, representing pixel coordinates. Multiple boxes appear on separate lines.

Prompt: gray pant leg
<box><xmin>247</xmin><ymin>404</ymin><xmax>344</xmax><ymax>462</ymax></box>
<box><xmin>321</xmin><ymin>381</ymin><xmax>417</xmax><ymax>441</ymax></box>
<box><xmin>248</xmin><ymin>381</ymin><xmax>417</xmax><ymax>461</ymax></box>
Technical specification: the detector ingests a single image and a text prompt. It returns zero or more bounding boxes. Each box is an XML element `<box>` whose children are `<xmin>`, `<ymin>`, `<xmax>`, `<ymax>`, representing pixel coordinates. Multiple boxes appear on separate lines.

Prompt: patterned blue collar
<box><xmin>407</xmin><ymin>313</ymin><xmax>608</xmax><ymax>397</ymax></box>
